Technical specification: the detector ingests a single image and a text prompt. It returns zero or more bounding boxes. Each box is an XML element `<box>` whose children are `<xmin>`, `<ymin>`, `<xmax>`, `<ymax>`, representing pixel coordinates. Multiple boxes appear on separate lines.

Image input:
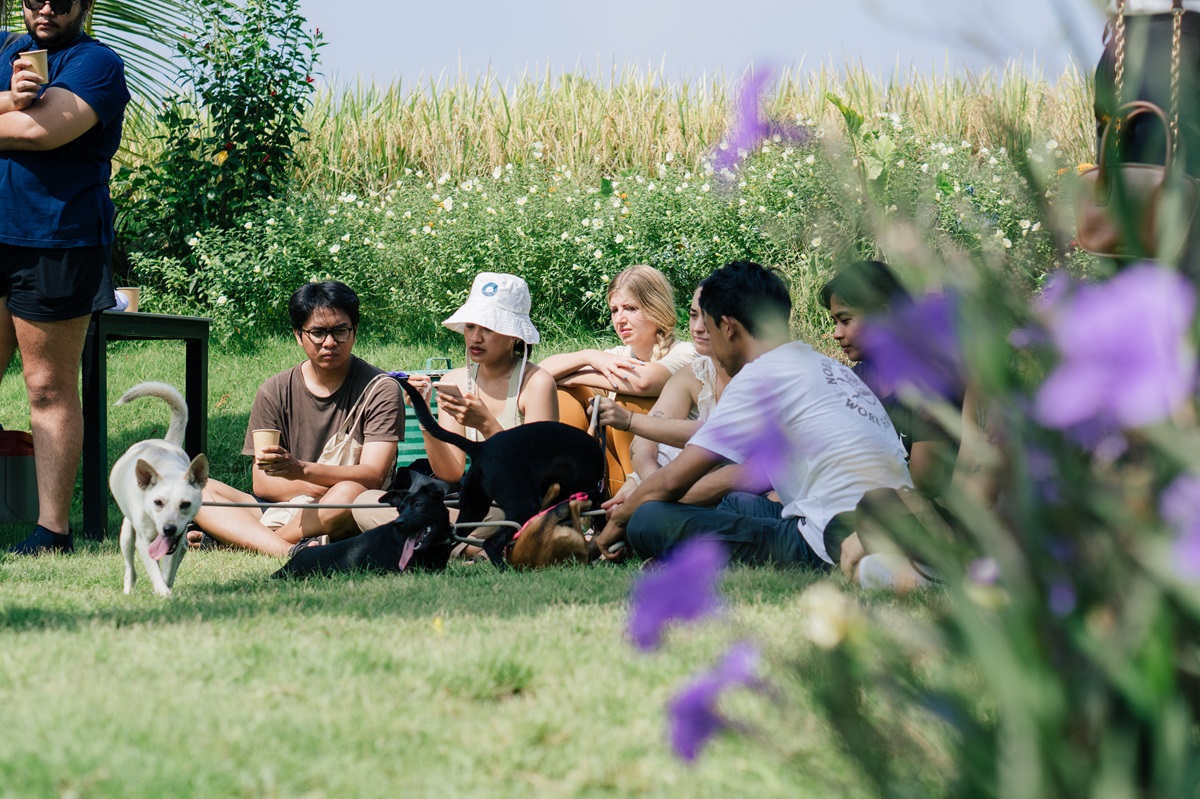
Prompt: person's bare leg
<box><xmin>12</xmin><ymin>313</ymin><xmax>90</xmax><ymax>536</ymax></box>
<box><xmin>294</xmin><ymin>480</ymin><xmax>369</xmax><ymax>541</ymax></box>
<box><xmin>192</xmin><ymin>478</ymin><xmax>296</xmax><ymax>557</ymax></box>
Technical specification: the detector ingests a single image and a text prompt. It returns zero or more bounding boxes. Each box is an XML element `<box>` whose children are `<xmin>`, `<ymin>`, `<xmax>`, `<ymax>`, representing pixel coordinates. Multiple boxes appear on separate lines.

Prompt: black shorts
<box><xmin>0</xmin><ymin>244</ymin><xmax>116</xmax><ymax>322</ymax></box>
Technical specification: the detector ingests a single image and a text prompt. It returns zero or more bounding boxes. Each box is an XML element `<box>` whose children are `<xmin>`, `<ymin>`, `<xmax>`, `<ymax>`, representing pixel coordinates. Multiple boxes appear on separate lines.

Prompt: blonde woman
<box><xmin>539</xmin><ymin>264</ymin><xmax>696</xmax><ymax>494</ymax></box>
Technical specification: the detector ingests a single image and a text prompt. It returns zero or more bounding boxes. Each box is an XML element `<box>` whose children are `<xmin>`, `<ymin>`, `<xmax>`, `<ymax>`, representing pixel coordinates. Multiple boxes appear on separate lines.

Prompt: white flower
<box><xmin>700</xmin><ymin>182</ymin><xmax>710</xmax><ymax>193</ymax></box>
<box><xmin>340</xmin><ymin>233</ymin><xmax>351</xmax><ymax>242</ymax></box>
<box><xmin>437</xmin><ymin>172</ymin><xmax>450</xmax><ymax>185</ymax></box>
<box><xmin>811</xmin><ymin>237</ymin><xmax>822</xmax><ymax>248</ymax></box>
<box><xmin>486</xmin><ymin>207</ymin><xmax>497</xmax><ymax>215</ymax></box>
<box><xmin>516</xmin><ymin>196</ymin><xmax>527</xmax><ymax>206</ymax></box>
<box><xmin>187</xmin><ymin>237</ymin><xmax>199</xmax><ymax>247</ymax></box>
<box><xmin>338</xmin><ymin>193</ymin><xmax>358</xmax><ymax>203</ymax></box>
<box><xmin>572</xmin><ymin>264</ymin><xmax>582</xmax><ymax>270</ymax></box>
<box><xmin>920</xmin><ymin>163</ymin><xmax>929</xmax><ymax>173</ymax></box>
<box><xmin>1045</xmin><ymin>139</ymin><xmax>1058</xmax><ymax>151</ymax></box>
<box><xmin>422</xmin><ymin>225</ymin><xmax>432</xmax><ymax>234</ymax></box>
<box><xmin>216</xmin><ymin>295</ymin><xmax>228</xmax><ymax>306</ymax></box>
<box><xmin>1031</xmin><ymin>222</ymin><xmax>1042</xmax><ymax>232</ymax></box>
<box><xmin>1002</xmin><ymin>238</ymin><xmax>1013</xmax><ymax>249</ymax></box>
<box><xmin>584</xmin><ymin>290</ymin><xmax>595</xmax><ymax>298</ymax></box>
<box><xmin>800</xmin><ymin>583</ymin><xmax>855</xmax><ymax>649</ymax></box>
<box><xmin>594</xmin><ymin>249</ymin><xmax>603</xmax><ymax>259</ymax></box>
<box><xmin>492</xmin><ymin>166</ymin><xmax>502</xmax><ymax>179</ymax></box>
<box><xmin>592</xmin><ymin>218</ymin><xmax>603</xmax><ymax>229</ymax></box>
<box><xmin>243</xmin><ymin>221</ymin><xmax>253</xmax><ymax>230</ymax></box>
<box><xmin>805</xmin><ymin>154</ymin><xmax>816</xmax><ymax>165</ymax></box>
<box><xmin>614</xmin><ymin>234</ymin><xmax>625</xmax><ymax>244</ymax></box>
<box><xmin>665</xmin><ymin>151</ymin><xmax>674</xmax><ymax>162</ymax></box>
<box><xmin>581</xmin><ymin>218</ymin><xmax>590</xmax><ymax>227</ymax></box>
<box><xmin>328</xmin><ymin>244</ymin><xmax>341</xmax><ymax>254</ymax></box>
<box><xmin>265</xmin><ymin>218</ymin><xmax>276</xmax><ymax>226</ymax></box>
<box><xmin>441</xmin><ymin>197</ymin><xmax>453</xmax><ymax>211</ymax></box>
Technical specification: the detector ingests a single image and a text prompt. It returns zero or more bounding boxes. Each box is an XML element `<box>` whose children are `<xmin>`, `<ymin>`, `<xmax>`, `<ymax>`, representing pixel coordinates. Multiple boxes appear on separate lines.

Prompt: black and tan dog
<box><xmin>271</xmin><ymin>483</ymin><xmax>453</xmax><ymax>578</ymax></box>
<box><xmin>508</xmin><ymin>491</ymin><xmax>594</xmax><ymax>569</ymax></box>
<box><xmin>396</xmin><ymin>377</ymin><xmax>604</xmax><ymax>566</ymax></box>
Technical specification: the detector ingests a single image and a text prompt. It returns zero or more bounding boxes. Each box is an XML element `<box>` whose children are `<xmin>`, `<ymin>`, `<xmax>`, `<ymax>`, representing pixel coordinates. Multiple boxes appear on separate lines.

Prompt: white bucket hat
<box><xmin>442</xmin><ymin>272</ymin><xmax>540</xmax><ymax>344</ymax></box>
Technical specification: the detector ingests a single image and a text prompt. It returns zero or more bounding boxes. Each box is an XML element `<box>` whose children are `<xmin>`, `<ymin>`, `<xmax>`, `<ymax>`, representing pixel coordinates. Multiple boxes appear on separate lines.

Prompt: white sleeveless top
<box><xmin>656</xmin><ymin>356</ymin><xmax>719</xmax><ymax>466</ymax></box>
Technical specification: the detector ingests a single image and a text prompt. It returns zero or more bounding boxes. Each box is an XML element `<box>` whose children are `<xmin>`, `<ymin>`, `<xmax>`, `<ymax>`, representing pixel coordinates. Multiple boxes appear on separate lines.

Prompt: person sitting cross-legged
<box><xmin>188</xmin><ymin>281</ymin><xmax>404</xmax><ymax>557</ymax></box>
<box><xmin>594</xmin><ymin>261</ymin><xmax>912</xmax><ymax>568</ymax></box>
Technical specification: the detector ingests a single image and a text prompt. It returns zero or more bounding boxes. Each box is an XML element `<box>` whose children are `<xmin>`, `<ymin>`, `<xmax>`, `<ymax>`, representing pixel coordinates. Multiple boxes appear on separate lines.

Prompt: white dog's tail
<box><xmin>114</xmin><ymin>381</ymin><xmax>188</xmax><ymax>447</ymax></box>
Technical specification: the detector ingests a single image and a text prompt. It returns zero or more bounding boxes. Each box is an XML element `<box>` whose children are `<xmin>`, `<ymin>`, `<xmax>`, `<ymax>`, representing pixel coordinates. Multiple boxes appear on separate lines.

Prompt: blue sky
<box><xmin>297</xmin><ymin>0</ymin><xmax>1106</xmax><ymax>86</ymax></box>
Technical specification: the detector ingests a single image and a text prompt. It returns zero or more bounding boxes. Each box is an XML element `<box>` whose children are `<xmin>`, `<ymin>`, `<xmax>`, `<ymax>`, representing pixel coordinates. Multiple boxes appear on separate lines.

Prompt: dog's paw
<box><xmin>153</xmin><ymin>586</ymin><xmax>173</xmax><ymax>598</ymax></box>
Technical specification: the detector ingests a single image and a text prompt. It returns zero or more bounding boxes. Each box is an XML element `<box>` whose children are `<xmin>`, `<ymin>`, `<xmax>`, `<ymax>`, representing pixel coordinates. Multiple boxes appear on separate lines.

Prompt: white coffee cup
<box><xmin>116</xmin><ymin>286</ymin><xmax>139</xmax><ymax>313</ymax></box>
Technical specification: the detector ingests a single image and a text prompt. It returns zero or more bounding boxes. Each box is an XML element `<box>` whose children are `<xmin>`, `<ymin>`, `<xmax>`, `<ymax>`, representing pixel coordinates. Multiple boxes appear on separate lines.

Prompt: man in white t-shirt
<box><xmin>595</xmin><ymin>261</ymin><xmax>911</xmax><ymax>568</ymax></box>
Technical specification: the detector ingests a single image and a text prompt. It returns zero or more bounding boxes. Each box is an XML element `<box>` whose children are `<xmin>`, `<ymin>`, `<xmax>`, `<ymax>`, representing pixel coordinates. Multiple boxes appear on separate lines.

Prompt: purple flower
<box><xmin>669</xmin><ymin>641</ymin><xmax>760</xmax><ymax>762</ymax></box>
<box><xmin>1049</xmin><ymin>582</ymin><xmax>1077</xmax><ymax>617</ymax></box>
<box><xmin>967</xmin><ymin>557</ymin><xmax>999</xmax><ymax>585</ymax></box>
<box><xmin>1161</xmin><ymin>473</ymin><xmax>1200</xmax><ymax>579</ymax></box>
<box><xmin>628</xmin><ymin>539</ymin><xmax>727</xmax><ymax>650</ymax></box>
<box><xmin>859</xmin><ymin>293</ymin><xmax>965</xmax><ymax>402</ymax></box>
<box><xmin>708</xmin><ymin>68</ymin><xmax>809</xmax><ymax>174</ymax></box>
<box><xmin>1035</xmin><ymin>264</ymin><xmax>1196</xmax><ymax>431</ymax></box>
<box><xmin>711</xmin><ymin>69</ymin><xmax>774</xmax><ymax>173</ymax></box>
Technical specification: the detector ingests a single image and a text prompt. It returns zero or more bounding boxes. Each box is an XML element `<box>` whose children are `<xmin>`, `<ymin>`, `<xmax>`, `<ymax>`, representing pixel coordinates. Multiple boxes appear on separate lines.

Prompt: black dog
<box><xmin>271</xmin><ymin>483</ymin><xmax>453</xmax><ymax>578</ymax></box>
<box><xmin>396</xmin><ymin>377</ymin><xmax>604</xmax><ymax>566</ymax></box>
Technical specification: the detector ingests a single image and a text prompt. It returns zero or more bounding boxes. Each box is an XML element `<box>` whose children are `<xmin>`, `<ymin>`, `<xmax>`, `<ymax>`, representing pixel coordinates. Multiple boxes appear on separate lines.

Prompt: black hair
<box><xmin>698</xmin><ymin>260</ymin><xmax>792</xmax><ymax>337</ymax></box>
<box><xmin>818</xmin><ymin>260</ymin><xmax>910</xmax><ymax>313</ymax></box>
<box><xmin>288</xmin><ymin>281</ymin><xmax>360</xmax><ymax>330</ymax></box>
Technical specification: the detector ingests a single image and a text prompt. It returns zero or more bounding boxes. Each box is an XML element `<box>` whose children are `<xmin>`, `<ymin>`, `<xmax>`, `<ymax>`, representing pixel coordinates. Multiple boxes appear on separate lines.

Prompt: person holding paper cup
<box><xmin>0</xmin><ymin>0</ymin><xmax>131</xmax><ymax>554</ymax></box>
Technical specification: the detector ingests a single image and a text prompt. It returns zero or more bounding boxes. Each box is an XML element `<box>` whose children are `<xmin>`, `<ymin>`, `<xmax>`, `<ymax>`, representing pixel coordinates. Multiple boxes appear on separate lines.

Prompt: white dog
<box><xmin>109</xmin><ymin>382</ymin><xmax>209</xmax><ymax>597</ymax></box>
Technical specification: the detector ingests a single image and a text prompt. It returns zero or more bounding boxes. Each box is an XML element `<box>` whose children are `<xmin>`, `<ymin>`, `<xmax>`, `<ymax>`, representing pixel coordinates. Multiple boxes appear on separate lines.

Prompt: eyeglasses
<box><xmin>22</xmin><ymin>0</ymin><xmax>78</xmax><ymax>14</ymax></box>
<box><xmin>301</xmin><ymin>325</ymin><xmax>355</xmax><ymax>344</ymax></box>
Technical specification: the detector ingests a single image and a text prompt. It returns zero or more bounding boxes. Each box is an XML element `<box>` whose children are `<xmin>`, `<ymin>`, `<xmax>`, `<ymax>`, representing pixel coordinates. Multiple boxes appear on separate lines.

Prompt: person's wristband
<box><xmin>623</xmin><ymin>410</ymin><xmax>633</xmax><ymax>432</ymax></box>
<box><xmin>628</xmin><ymin>471</ymin><xmax>642</xmax><ymax>486</ymax></box>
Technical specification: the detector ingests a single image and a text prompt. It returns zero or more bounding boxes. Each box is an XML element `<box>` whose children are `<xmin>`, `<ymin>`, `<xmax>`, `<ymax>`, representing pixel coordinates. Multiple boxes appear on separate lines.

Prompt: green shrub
<box><xmin>114</xmin><ymin>0</ymin><xmax>323</xmax><ymax>269</ymax></box>
<box><xmin>133</xmin><ymin>100</ymin><xmax>1078</xmax><ymax>347</ymax></box>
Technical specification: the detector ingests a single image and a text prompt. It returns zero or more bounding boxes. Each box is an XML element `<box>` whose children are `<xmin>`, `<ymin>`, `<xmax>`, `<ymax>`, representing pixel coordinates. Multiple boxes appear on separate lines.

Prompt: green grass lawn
<box><xmin>0</xmin><ymin>336</ymin><xmax>905</xmax><ymax>798</ymax></box>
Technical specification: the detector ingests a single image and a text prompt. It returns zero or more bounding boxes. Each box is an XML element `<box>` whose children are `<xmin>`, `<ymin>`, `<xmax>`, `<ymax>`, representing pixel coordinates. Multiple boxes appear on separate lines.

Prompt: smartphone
<box><xmin>433</xmin><ymin>381</ymin><xmax>463</xmax><ymax>399</ymax></box>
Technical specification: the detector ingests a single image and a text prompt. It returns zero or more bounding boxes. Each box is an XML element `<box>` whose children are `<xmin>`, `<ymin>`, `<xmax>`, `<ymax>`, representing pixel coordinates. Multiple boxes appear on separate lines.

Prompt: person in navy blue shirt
<box><xmin>0</xmin><ymin>0</ymin><xmax>130</xmax><ymax>554</ymax></box>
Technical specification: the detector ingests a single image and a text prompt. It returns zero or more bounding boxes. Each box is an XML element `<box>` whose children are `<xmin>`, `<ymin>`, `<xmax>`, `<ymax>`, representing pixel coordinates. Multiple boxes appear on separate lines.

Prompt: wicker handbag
<box><xmin>1075</xmin><ymin>0</ymin><xmax>1199</xmax><ymax>260</ymax></box>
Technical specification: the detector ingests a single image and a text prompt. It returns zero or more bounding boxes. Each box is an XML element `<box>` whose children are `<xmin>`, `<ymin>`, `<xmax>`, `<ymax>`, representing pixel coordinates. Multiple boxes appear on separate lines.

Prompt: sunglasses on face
<box><xmin>22</xmin><ymin>0</ymin><xmax>77</xmax><ymax>14</ymax></box>
<box><xmin>301</xmin><ymin>325</ymin><xmax>355</xmax><ymax>344</ymax></box>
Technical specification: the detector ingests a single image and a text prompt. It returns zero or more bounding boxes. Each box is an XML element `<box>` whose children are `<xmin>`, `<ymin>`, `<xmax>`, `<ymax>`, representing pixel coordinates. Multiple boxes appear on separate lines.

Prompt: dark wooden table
<box><xmin>80</xmin><ymin>311</ymin><xmax>210</xmax><ymax>540</ymax></box>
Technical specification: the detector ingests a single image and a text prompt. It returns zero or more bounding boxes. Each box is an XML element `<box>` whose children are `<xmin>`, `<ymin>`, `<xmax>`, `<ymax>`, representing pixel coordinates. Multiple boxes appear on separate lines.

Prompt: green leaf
<box><xmin>824</xmin><ymin>92</ymin><xmax>863</xmax><ymax>138</ymax></box>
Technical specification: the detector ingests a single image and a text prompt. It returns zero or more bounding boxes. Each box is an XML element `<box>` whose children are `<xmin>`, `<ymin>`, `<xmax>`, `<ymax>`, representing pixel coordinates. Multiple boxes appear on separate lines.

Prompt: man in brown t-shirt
<box><xmin>189</xmin><ymin>282</ymin><xmax>404</xmax><ymax>556</ymax></box>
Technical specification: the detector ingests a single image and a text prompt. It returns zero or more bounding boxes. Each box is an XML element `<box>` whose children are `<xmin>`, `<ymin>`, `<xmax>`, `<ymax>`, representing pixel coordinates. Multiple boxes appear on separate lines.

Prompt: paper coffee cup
<box><xmin>116</xmin><ymin>286</ymin><xmax>139</xmax><ymax>313</ymax></box>
<box><xmin>252</xmin><ymin>429</ymin><xmax>281</xmax><ymax>464</ymax></box>
<box><xmin>19</xmin><ymin>50</ymin><xmax>47</xmax><ymax>84</ymax></box>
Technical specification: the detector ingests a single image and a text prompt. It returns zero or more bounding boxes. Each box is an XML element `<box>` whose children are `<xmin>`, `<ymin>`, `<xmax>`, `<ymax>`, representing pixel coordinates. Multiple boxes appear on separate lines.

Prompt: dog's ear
<box><xmin>187</xmin><ymin>454</ymin><xmax>210</xmax><ymax>488</ymax></box>
<box><xmin>135</xmin><ymin>459</ymin><xmax>162</xmax><ymax>489</ymax></box>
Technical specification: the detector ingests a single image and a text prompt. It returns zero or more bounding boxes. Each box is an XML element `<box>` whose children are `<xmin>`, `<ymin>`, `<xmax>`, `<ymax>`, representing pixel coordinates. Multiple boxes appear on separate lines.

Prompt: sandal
<box><xmin>286</xmin><ymin>535</ymin><xmax>329</xmax><ymax>557</ymax></box>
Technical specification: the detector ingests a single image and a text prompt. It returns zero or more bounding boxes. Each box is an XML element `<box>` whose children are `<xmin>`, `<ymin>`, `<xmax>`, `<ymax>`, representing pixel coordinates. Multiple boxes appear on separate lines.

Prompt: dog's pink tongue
<box><xmin>147</xmin><ymin>534</ymin><xmax>169</xmax><ymax>561</ymax></box>
<box><xmin>398</xmin><ymin>537</ymin><xmax>416</xmax><ymax>572</ymax></box>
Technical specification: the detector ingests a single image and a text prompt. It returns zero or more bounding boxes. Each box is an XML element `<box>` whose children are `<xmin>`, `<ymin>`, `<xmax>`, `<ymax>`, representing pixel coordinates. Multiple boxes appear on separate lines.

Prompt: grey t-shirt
<box><xmin>242</xmin><ymin>356</ymin><xmax>404</xmax><ymax>462</ymax></box>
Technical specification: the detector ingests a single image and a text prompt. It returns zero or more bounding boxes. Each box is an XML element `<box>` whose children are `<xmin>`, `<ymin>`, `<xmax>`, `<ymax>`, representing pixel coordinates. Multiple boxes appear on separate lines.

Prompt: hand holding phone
<box><xmin>433</xmin><ymin>381</ymin><xmax>463</xmax><ymax>400</ymax></box>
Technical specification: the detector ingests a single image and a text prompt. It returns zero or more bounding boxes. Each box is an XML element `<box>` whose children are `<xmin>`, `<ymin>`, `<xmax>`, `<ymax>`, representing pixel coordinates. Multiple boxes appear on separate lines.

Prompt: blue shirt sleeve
<box><xmin>53</xmin><ymin>42</ymin><xmax>129</xmax><ymax>126</ymax></box>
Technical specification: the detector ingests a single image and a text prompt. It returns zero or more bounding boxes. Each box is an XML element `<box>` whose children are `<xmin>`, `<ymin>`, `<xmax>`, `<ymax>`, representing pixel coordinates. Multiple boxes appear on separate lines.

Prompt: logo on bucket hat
<box><xmin>481</xmin><ymin>282</ymin><xmax>498</xmax><ymax>297</ymax></box>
